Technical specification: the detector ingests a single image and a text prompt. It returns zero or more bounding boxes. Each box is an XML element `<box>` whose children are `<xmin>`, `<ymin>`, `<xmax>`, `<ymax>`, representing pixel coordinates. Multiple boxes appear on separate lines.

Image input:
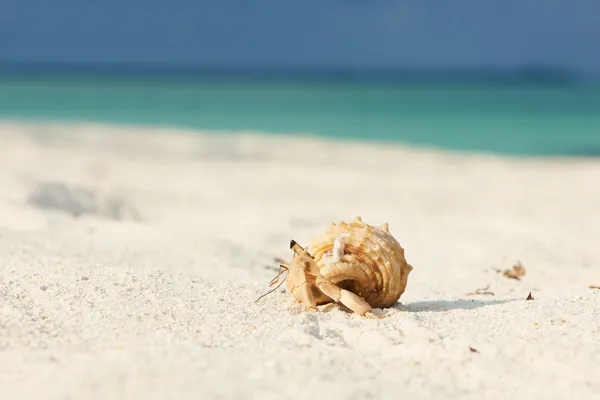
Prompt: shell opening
<box><xmin>336</xmin><ymin>279</ymin><xmax>362</xmax><ymax>295</ymax></box>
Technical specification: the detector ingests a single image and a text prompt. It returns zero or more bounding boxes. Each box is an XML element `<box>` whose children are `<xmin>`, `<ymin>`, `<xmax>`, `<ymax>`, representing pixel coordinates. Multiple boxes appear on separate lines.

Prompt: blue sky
<box><xmin>1</xmin><ymin>1</ymin><xmax>599</xmax><ymax>75</ymax></box>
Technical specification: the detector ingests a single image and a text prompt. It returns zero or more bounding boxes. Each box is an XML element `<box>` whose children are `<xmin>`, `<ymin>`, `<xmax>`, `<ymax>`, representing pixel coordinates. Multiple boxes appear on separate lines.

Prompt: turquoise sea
<box><xmin>1</xmin><ymin>71</ymin><xmax>599</xmax><ymax>156</ymax></box>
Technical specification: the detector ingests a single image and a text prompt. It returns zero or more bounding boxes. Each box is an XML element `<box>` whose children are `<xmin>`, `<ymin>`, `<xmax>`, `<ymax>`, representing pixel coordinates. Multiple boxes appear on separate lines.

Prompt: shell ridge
<box><xmin>311</xmin><ymin>227</ymin><xmax>381</xmax><ymax>304</ymax></box>
<box><xmin>317</xmin><ymin>241</ymin><xmax>382</xmax><ymax>302</ymax></box>
<box><xmin>355</xmin><ymin>230</ymin><xmax>397</xmax><ymax>305</ymax></box>
<box><xmin>348</xmin><ymin>225</ymin><xmax>396</xmax><ymax>307</ymax></box>
<box><xmin>342</xmin><ymin>245</ymin><xmax>383</xmax><ymax>298</ymax></box>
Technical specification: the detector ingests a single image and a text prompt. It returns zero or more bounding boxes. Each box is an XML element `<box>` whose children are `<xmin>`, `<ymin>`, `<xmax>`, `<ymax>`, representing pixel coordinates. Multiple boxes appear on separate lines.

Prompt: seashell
<box><xmin>281</xmin><ymin>216</ymin><xmax>413</xmax><ymax>318</ymax></box>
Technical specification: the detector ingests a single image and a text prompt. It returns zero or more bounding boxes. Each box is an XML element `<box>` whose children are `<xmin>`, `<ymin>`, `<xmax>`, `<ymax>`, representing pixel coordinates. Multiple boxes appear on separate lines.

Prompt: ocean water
<box><xmin>1</xmin><ymin>74</ymin><xmax>599</xmax><ymax>156</ymax></box>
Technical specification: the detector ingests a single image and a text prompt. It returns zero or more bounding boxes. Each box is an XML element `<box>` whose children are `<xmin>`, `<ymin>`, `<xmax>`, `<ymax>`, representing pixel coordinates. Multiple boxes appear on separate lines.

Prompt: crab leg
<box><xmin>287</xmin><ymin>261</ymin><xmax>317</xmax><ymax>309</ymax></box>
<box><xmin>315</xmin><ymin>276</ymin><xmax>374</xmax><ymax>316</ymax></box>
<box><xmin>287</xmin><ymin>240</ymin><xmax>322</xmax><ymax>310</ymax></box>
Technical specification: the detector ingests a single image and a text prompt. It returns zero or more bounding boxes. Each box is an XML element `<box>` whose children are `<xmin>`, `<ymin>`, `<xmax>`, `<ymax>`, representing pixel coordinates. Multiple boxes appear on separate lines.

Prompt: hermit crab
<box><xmin>258</xmin><ymin>217</ymin><xmax>413</xmax><ymax>318</ymax></box>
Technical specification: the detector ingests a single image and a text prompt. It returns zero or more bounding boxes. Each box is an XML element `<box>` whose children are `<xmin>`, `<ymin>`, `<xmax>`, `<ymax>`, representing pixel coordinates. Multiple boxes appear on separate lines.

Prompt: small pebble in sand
<box><xmin>526</xmin><ymin>292</ymin><xmax>534</xmax><ymax>300</ymax></box>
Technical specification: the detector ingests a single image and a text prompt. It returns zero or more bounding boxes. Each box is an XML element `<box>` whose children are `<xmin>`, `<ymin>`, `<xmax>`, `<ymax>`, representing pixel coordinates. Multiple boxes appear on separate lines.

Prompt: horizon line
<box><xmin>0</xmin><ymin>61</ymin><xmax>592</xmax><ymax>84</ymax></box>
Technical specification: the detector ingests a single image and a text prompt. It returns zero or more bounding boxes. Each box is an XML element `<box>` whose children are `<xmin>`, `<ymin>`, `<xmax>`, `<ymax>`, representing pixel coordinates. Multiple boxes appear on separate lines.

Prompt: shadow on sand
<box><xmin>396</xmin><ymin>298</ymin><xmax>519</xmax><ymax>313</ymax></box>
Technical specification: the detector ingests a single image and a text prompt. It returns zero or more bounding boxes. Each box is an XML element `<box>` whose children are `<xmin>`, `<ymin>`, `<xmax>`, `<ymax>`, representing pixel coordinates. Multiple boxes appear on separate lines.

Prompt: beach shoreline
<box><xmin>0</xmin><ymin>121</ymin><xmax>598</xmax><ymax>399</ymax></box>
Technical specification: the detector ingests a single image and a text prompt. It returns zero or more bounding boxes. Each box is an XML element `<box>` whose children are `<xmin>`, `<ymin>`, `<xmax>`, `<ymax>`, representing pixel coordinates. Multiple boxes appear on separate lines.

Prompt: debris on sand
<box><xmin>497</xmin><ymin>261</ymin><xmax>526</xmax><ymax>280</ymax></box>
<box><xmin>526</xmin><ymin>292</ymin><xmax>534</xmax><ymax>300</ymax></box>
<box><xmin>467</xmin><ymin>284</ymin><xmax>495</xmax><ymax>296</ymax></box>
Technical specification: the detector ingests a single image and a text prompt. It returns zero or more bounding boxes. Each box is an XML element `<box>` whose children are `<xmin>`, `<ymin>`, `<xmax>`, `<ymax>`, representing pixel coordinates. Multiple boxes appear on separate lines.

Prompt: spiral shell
<box><xmin>307</xmin><ymin>217</ymin><xmax>413</xmax><ymax>308</ymax></box>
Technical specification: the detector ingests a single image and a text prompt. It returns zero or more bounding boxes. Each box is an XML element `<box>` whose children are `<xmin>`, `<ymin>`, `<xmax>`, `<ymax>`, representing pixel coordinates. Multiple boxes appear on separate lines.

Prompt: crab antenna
<box><xmin>254</xmin><ymin>278</ymin><xmax>287</xmax><ymax>303</ymax></box>
<box><xmin>269</xmin><ymin>265</ymin><xmax>287</xmax><ymax>286</ymax></box>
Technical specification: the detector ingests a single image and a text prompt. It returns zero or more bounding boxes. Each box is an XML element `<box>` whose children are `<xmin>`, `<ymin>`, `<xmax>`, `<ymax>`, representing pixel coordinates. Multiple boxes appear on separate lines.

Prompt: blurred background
<box><xmin>1</xmin><ymin>0</ymin><xmax>599</xmax><ymax>155</ymax></box>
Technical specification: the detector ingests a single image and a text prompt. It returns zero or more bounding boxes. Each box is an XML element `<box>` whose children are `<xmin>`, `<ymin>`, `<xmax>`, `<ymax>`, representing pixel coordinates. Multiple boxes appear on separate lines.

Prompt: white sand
<box><xmin>0</xmin><ymin>121</ymin><xmax>599</xmax><ymax>399</ymax></box>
